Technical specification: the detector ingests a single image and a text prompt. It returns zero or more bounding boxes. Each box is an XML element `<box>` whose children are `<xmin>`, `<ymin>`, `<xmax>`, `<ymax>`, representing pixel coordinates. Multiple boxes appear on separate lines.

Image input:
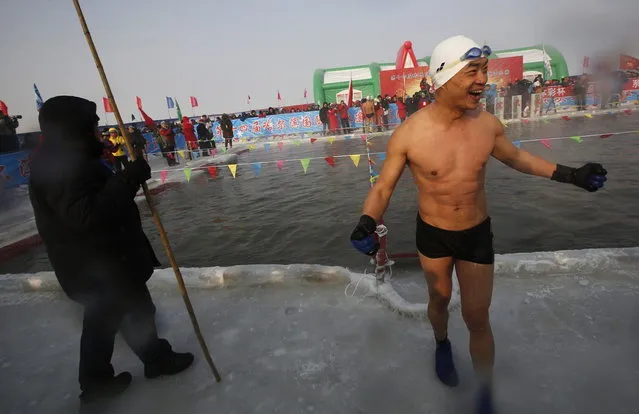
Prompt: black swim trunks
<box><xmin>416</xmin><ymin>214</ymin><xmax>495</xmax><ymax>264</ymax></box>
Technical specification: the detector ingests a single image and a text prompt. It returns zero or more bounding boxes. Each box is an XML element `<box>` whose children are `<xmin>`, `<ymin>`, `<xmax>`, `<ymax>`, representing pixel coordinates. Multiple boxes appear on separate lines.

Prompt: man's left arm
<box><xmin>490</xmin><ymin>119</ymin><xmax>556</xmax><ymax>178</ymax></box>
<box><xmin>489</xmin><ymin>115</ymin><xmax>608</xmax><ymax>192</ymax></box>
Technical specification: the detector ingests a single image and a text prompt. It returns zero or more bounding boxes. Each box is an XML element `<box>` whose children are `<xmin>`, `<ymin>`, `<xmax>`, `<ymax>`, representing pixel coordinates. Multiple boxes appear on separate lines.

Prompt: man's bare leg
<box><xmin>456</xmin><ymin>260</ymin><xmax>495</xmax><ymax>413</ymax></box>
<box><xmin>419</xmin><ymin>253</ymin><xmax>459</xmax><ymax>386</ymax></box>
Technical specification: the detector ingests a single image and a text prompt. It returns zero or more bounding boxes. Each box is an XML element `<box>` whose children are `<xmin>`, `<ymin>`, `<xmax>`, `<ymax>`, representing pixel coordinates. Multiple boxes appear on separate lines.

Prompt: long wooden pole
<box><xmin>71</xmin><ymin>0</ymin><xmax>221</xmax><ymax>382</ymax></box>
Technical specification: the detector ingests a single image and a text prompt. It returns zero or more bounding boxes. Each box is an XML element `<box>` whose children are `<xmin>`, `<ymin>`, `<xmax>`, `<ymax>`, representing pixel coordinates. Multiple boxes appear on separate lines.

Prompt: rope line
<box><xmin>148</xmin><ymin>130</ymin><xmax>637</xmax><ymax>174</ymax></box>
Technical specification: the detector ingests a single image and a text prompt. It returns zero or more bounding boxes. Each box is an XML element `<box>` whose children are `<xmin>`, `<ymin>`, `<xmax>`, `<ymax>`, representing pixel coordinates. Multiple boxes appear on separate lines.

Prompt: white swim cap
<box><xmin>429</xmin><ymin>35</ymin><xmax>482</xmax><ymax>90</ymax></box>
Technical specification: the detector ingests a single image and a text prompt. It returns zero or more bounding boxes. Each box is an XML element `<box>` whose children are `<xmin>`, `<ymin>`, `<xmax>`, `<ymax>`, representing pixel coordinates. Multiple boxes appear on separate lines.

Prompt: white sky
<box><xmin>2</xmin><ymin>0</ymin><xmax>638</xmax><ymax>132</ymax></box>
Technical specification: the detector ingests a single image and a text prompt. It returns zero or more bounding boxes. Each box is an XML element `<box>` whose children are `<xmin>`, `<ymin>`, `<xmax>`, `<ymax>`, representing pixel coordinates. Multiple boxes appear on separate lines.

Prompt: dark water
<box><xmin>3</xmin><ymin>113</ymin><xmax>639</xmax><ymax>274</ymax></box>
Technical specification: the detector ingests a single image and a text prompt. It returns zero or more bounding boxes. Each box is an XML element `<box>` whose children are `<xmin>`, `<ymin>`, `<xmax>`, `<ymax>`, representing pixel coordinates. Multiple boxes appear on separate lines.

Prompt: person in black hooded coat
<box><xmin>28</xmin><ymin>96</ymin><xmax>194</xmax><ymax>404</ymax></box>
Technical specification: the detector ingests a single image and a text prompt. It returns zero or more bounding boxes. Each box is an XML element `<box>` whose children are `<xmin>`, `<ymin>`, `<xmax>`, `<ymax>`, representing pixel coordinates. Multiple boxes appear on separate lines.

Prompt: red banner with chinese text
<box><xmin>487</xmin><ymin>56</ymin><xmax>524</xmax><ymax>88</ymax></box>
<box><xmin>380</xmin><ymin>66</ymin><xmax>431</xmax><ymax>98</ymax></box>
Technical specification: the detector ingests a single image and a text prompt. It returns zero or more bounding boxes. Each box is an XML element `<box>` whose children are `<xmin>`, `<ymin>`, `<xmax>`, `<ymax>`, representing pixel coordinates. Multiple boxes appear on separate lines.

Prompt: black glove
<box><xmin>551</xmin><ymin>163</ymin><xmax>607</xmax><ymax>192</ymax></box>
<box><xmin>122</xmin><ymin>158</ymin><xmax>151</xmax><ymax>186</ymax></box>
<box><xmin>350</xmin><ymin>215</ymin><xmax>379</xmax><ymax>256</ymax></box>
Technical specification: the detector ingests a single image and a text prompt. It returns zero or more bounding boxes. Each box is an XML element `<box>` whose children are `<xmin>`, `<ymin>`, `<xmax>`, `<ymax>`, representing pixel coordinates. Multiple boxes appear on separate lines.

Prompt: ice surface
<box><xmin>1</xmin><ymin>247</ymin><xmax>638</xmax><ymax>414</ymax></box>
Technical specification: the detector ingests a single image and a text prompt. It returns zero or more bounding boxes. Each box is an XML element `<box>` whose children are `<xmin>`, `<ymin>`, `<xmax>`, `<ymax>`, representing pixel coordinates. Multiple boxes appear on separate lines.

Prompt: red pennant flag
<box><xmin>160</xmin><ymin>170</ymin><xmax>168</xmax><ymax>184</ymax></box>
<box><xmin>136</xmin><ymin>96</ymin><xmax>142</xmax><ymax>110</ymax></box>
<box><xmin>277</xmin><ymin>141</ymin><xmax>283</xmax><ymax>151</ymax></box>
<box><xmin>324</xmin><ymin>157</ymin><xmax>335</xmax><ymax>167</ymax></box>
<box><xmin>600</xmin><ymin>133</ymin><xmax>613</xmax><ymax>139</ymax></box>
<box><xmin>190</xmin><ymin>96</ymin><xmax>199</xmax><ymax>108</ymax></box>
<box><xmin>207</xmin><ymin>166</ymin><xmax>217</xmax><ymax>178</ymax></box>
<box><xmin>361</xmin><ymin>134</ymin><xmax>368</xmax><ymax>142</ymax></box>
<box><xmin>522</xmin><ymin>118</ymin><xmax>530</xmax><ymax>124</ymax></box>
<box><xmin>310</xmin><ymin>138</ymin><xmax>318</xmax><ymax>144</ymax></box>
<box><xmin>583</xmin><ymin>56</ymin><xmax>590</xmax><ymax>68</ymax></box>
<box><xmin>540</xmin><ymin>139</ymin><xmax>551</xmax><ymax>148</ymax></box>
<box><xmin>624</xmin><ymin>109</ymin><xmax>632</xmax><ymax>115</ymax></box>
<box><xmin>561</xmin><ymin>115</ymin><xmax>571</xmax><ymax>121</ymax></box>
<box><xmin>277</xmin><ymin>91</ymin><xmax>282</xmax><ymax>101</ymax></box>
<box><xmin>276</xmin><ymin>160</ymin><xmax>284</xmax><ymax>170</ymax></box>
<box><xmin>0</xmin><ymin>100</ymin><xmax>7</xmax><ymax>116</ymax></box>
<box><xmin>103</xmin><ymin>97</ymin><xmax>113</xmax><ymax>113</ymax></box>
<box><xmin>139</xmin><ymin>107</ymin><xmax>156</xmax><ymax>129</ymax></box>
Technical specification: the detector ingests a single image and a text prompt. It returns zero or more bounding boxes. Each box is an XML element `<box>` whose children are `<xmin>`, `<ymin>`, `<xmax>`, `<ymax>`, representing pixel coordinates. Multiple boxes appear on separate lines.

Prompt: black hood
<box><xmin>38</xmin><ymin>96</ymin><xmax>103</xmax><ymax>157</ymax></box>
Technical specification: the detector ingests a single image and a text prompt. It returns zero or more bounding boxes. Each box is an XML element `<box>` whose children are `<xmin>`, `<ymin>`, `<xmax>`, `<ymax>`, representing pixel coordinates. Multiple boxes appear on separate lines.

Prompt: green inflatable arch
<box><xmin>313</xmin><ymin>44</ymin><xmax>570</xmax><ymax>104</ymax></box>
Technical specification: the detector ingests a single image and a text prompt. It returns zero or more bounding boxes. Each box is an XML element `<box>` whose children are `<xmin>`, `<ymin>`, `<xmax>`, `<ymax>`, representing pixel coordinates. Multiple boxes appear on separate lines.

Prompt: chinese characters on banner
<box><xmin>620</xmin><ymin>54</ymin><xmax>639</xmax><ymax>71</ymax></box>
<box><xmin>487</xmin><ymin>56</ymin><xmax>524</xmax><ymax>88</ymax></box>
<box><xmin>379</xmin><ymin>66</ymin><xmax>431</xmax><ymax>98</ymax></box>
<box><xmin>0</xmin><ymin>151</ymin><xmax>31</xmax><ymax>189</ymax></box>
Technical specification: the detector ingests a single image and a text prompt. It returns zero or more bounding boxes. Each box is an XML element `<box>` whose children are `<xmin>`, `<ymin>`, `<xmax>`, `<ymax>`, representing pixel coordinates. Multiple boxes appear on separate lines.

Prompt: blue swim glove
<box><xmin>350</xmin><ymin>215</ymin><xmax>379</xmax><ymax>256</ymax></box>
<box><xmin>551</xmin><ymin>163</ymin><xmax>608</xmax><ymax>192</ymax></box>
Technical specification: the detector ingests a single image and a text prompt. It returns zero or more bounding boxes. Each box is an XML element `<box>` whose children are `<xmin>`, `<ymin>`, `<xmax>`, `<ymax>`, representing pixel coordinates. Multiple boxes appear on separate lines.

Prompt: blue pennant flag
<box><xmin>513</xmin><ymin>140</ymin><xmax>521</xmax><ymax>148</ymax></box>
<box><xmin>264</xmin><ymin>143</ymin><xmax>271</xmax><ymax>152</ymax></box>
<box><xmin>166</xmin><ymin>96</ymin><xmax>175</xmax><ymax>109</ymax></box>
<box><xmin>344</xmin><ymin>135</ymin><xmax>352</xmax><ymax>140</ymax></box>
<box><xmin>193</xmin><ymin>150</ymin><xmax>200</xmax><ymax>159</ymax></box>
<box><xmin>378</xmin><ymin>152</ymin><xmax>386</xmax><ymax>161</ymax></box>
<box><xmin>34</xmin><ymin>83</ymin><xmax>43</xmax><ymax>111</ymax></box>
<box><xmin>252</xmin><ymin>163</ymin><xmax>262</xmax><ymax>176</ymax></box>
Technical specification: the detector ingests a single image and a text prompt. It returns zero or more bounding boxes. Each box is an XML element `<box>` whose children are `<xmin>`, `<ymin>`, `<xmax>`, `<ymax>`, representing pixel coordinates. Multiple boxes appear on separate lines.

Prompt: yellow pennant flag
<box><xmin>248</xmin><ymin>145</ymin><xmax>256</xmax><ymax>150</ymax></box>
<box><xmin>350</xmin><ymin>154</ymin><xmax>361</xmax><ymax>167</ymax></box>
<box><xmin>184</xmin><ymin>168</ymin><xmax>192</xmax><ymax>182</ymax></box>
<box><xmin>241</xmin><ymin>138</ymin><xmax>247</xmax><ymax>143</ymax></box>
<box><xmin>300</xmin><ymin>158</ymin><xmax>310</xmax><ymax>173</ymax></box>
<box><xmin>570</xmin><ymin>136</ymin><xmax>583</xmax><ymax>143</ymax></box>
<box><xmin>328</xmin><ymin>137</ymin><xmax>335</xmax><ymax>144</ymax></box>
<box><xmin>178</xmin><ymin>150</ymin><xmax>186</xmax><ymax>159</ymax></box>
<box><xmin>584</xmin><ymin>113</ymin><xmax>593</xmax><ymax>119</ymax></box>
<box><xmin>228</xmin><ymin>164</ymin><xmax>237</xmax><ymax>178</ymax></box>
<box><xmin>294</xmin><ymin>140</ymin><xmax>301</xmax><ymax>147</ymax></box>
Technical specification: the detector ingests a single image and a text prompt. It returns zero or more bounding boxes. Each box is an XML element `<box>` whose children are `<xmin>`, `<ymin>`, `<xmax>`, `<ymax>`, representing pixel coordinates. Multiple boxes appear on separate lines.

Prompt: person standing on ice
<box><xmin>28</xmin><ymin>96</ymin><xmax>194</xmax><ymax>405</ymax></box>
<box><xmin>349</xmin><ymin>35</ymin><xmax>608</xmax><ymax>413</ymax></box>
<box><xmin>181</xmin><ymin>116</ymin><xmax>199</xmax><ymax>160</ymax></box>
<box><xmin>220</xmin><ymin>113</ymin><xmax>234</xmax><ymax>150</ymax></box>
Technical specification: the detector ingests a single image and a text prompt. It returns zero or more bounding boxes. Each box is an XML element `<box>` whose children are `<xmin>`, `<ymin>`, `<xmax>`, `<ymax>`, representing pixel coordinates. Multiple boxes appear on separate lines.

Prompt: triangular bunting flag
<box><xmin>540</xmin><ymin>139</ymin><xmax>551</xmax><ymax>148</ymax></box>
<box><xmin>522</xmin><ymin>118</ymin><xmax>530</xmax><ymax>124</ymax></box>
<box><xmin>300</xmin><ymin>158</ymin><xmax>310</xmax><ymax>173</ymax></box>
<box><xmin>294</xmin><ymin>140</ymin><xmax>301</xmax><ymax>146</ymax></box>
<box><xmin>623</xmin><ymin>109</ymin><xmax>632</xmax><ymax>115</ymax></box>
<box><xmin>252</xmin><ymin>163</ymin><xmax>262</xmax><ymax>176</ymax></box>
<box><xmin>160</xmin><ymin>170</ymin><xmax>168</xmax><ymax>184</ymax></box>
<box><xmin>360</xmin><ymin>135</ymin><xmax>368</xmax><ymax>142</ymax></box>
<box><xmin>212</xmin><ymin>149</ymin><xmax>217</xmax><ymax>156</ymax></box>
<box><xmin>310</xmin><ymin>138</ymin><xmax>318</xmax><ymax>144</ymax></box>
<box><xmin>570</xmin><ymin>136</ymin><xmax>583</xmax><ymax>143</ymax></box>
<box><xmin>207</xmin><ymin>166</ymin><xmax>217</xmax><ymax>179</ymax></box>
<box><xmin>584</xmin><ymin>113</ymin><xmax>593</xmax><ymax>119</ymax></box>
<box><xmin>349</xmin><ymin>154</ymin><xmax>361</xmax><ymax>167</ymax></box>
<box><xmin>328</xmin><ymin>137</ymin><xmax>335</xmax><ymax>144</ymax></box>
<box><xmin>178</xmin><ymin>150</ymin><xmax>186</xmax><ymax>159</ymax></box>
<box><xmin>512</xmin><ymin>140</ymin><xmax>521</xmax><ymax>148</ymax></box>
<box><xmin>277</xmin><ymin>142</ymin><xmax>283</xmax><ymax>151</ymax></box>
<box><xmin>378</xmin><ymin>152</ymin><xmax>386</xmax><ymax>161</ymax></box>
<box><xmin>344</xmin><ymin>135</ymin><xmax>352</xmax><ymax>140</ymax></box>
<box><xmin>264</xmin><ymin>143</ymin><xmax>271</xmax><ymax>152</ymax></box>
<box><xmin>193</xmin><ymin>150</ymin><xmax>199</xmax><ymax>159</ymax></box>
<box><xmin>276</xmin><ymin>160</ymin><xmax>284</xmax><ymax>170</ymax></box>
<box><xmin>248</xmin><ymin>145</ymin><xmax>256</xmax><ymax>150</ymax></box>
<box><xmin>561</xmin><ymin>116</ymin><xmax>571</xmax><ymax>121</ymax></box>
<box><xmin>228</xmin><ymin>164</ymin><xmax>237</xmax><ymax>178</ymax></box>
<box><xmin>184</xmin><ymin>168</ymin><xmax>192</xmax><ymax>182</ymax></box>
<box><xmin>324</xmin><ymin>157</ymin><xmax>335</xmax><ymax>167</ymax></box>
<box><xmin>599</xmin><ymin>134</ymin><xmax>613</xmax><ymax>139</ymax></box>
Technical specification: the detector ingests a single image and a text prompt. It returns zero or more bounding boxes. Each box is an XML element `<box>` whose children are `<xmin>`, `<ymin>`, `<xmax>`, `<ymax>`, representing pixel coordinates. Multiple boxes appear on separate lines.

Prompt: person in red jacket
<box><xmin>159</xmin><ymin>121</ymin><xmax>177</xmax><ymax>166</ymax></box>
<box><xmin>338</xmin><ymin>100</ymin><xmax>350</xmax><ymax>134</ymax></box>
<box><xmin>181</xmin><ymin>116</ymin><xmax>198</xmax><ymax>160</ymax></box>
<box><xmin>396</xmin><ymin>96</ymin><xmax>407</xmax><ymax>123</ymax></box>
<box><xmin>327</xmin><ymin>105</ymin><xmax>340</xmax><ymax>133</ymax></box>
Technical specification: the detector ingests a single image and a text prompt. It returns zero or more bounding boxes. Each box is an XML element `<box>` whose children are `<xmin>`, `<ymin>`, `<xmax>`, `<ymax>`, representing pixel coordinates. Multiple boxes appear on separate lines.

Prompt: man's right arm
<box><xmin>361</xmin><ymin>126</ymin><xmax>408</xmax><ymax>221</ymax></box>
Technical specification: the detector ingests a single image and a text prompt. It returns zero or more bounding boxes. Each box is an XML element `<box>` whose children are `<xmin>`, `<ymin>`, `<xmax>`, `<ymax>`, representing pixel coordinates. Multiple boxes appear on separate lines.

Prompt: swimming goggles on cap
<box><xmin>435</xmin><ymin>45</ymin><xmax>492</xmax><ymax>74</ymax></box>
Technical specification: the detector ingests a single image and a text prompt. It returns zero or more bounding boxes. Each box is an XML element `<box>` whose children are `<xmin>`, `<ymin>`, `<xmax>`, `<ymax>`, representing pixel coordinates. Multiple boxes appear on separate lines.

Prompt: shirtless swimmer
<box><xmin>349</xmin><ymin>35</ymin><xmax>608</xmax><ymax>413</ymax></box>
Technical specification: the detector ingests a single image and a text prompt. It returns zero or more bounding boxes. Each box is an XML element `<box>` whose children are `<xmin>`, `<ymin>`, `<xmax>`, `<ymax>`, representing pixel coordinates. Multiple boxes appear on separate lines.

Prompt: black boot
<box><xmin>475</xmin><ymin>383</ymin><xmax>495</xmax><ymax>414</ymax></box>
<box><xmin>79</xmin><ymin>372</ymin><xmax>132</xmax><ymax>404</ymax></box>
<box><xmin>435</xmin><ymin>337</ymin><xmax>459</xmax><ymax>387</ymax></box>
<box><xmin>144</xmin><ymin>351</ymin><xmax>195</xmax><ymax>379</ymax></box>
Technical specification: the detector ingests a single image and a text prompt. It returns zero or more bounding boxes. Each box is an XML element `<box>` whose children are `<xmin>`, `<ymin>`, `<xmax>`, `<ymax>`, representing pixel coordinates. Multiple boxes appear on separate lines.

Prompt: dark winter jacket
<box><xmin>28</xmin><ymin>96</ymin><xmax>160</xmax><ymax>301</ymax></box>
<box><xmin>220</xmin><ymin>116</ymin><xmax>234</xmax><ymax>139</ymax></box>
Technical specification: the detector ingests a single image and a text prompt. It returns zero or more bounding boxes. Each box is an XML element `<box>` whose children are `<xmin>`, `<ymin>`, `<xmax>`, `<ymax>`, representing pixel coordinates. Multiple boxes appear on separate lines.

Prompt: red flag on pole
<box><xmin>139</xmin><ymin>107</ymin><xmax>156</xmax><ymax>129</ymax></box>
<box><xmin>583</xmin><ymin>56</ymin><xmax>590</xmax><ymax>69</ymax></box>
<box><xmin>0</xmin><ymin>100</ymin><xmax>7</xmax><ymax>116</ymax></box>
<box><xmin>247</xmin><ymin>95</ymin><xmax>251</xmax><ymax>104</ymax></box>
<box><xmin>347</xmin><ymin>75</ymin><xmax>354</xmax><ymax>107</ymax></box>
<box><xmin>190</xmin><ymin>96</ymin><xmax>199</xmax><ymax>108</ymax></box>
<box><xmin>277</xmin><ymin>90</ymin><xmax>281</xmax><ymax>101</ymax></box>
<box><xmin>103</xmin><ymin>97</ymin><xmax>113</xmax><ymax>113</ymax></box>
<box><xmin>136</xmin><ymin>96</ymin><xmax>142</xmax><ymax>109</ymax></box>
